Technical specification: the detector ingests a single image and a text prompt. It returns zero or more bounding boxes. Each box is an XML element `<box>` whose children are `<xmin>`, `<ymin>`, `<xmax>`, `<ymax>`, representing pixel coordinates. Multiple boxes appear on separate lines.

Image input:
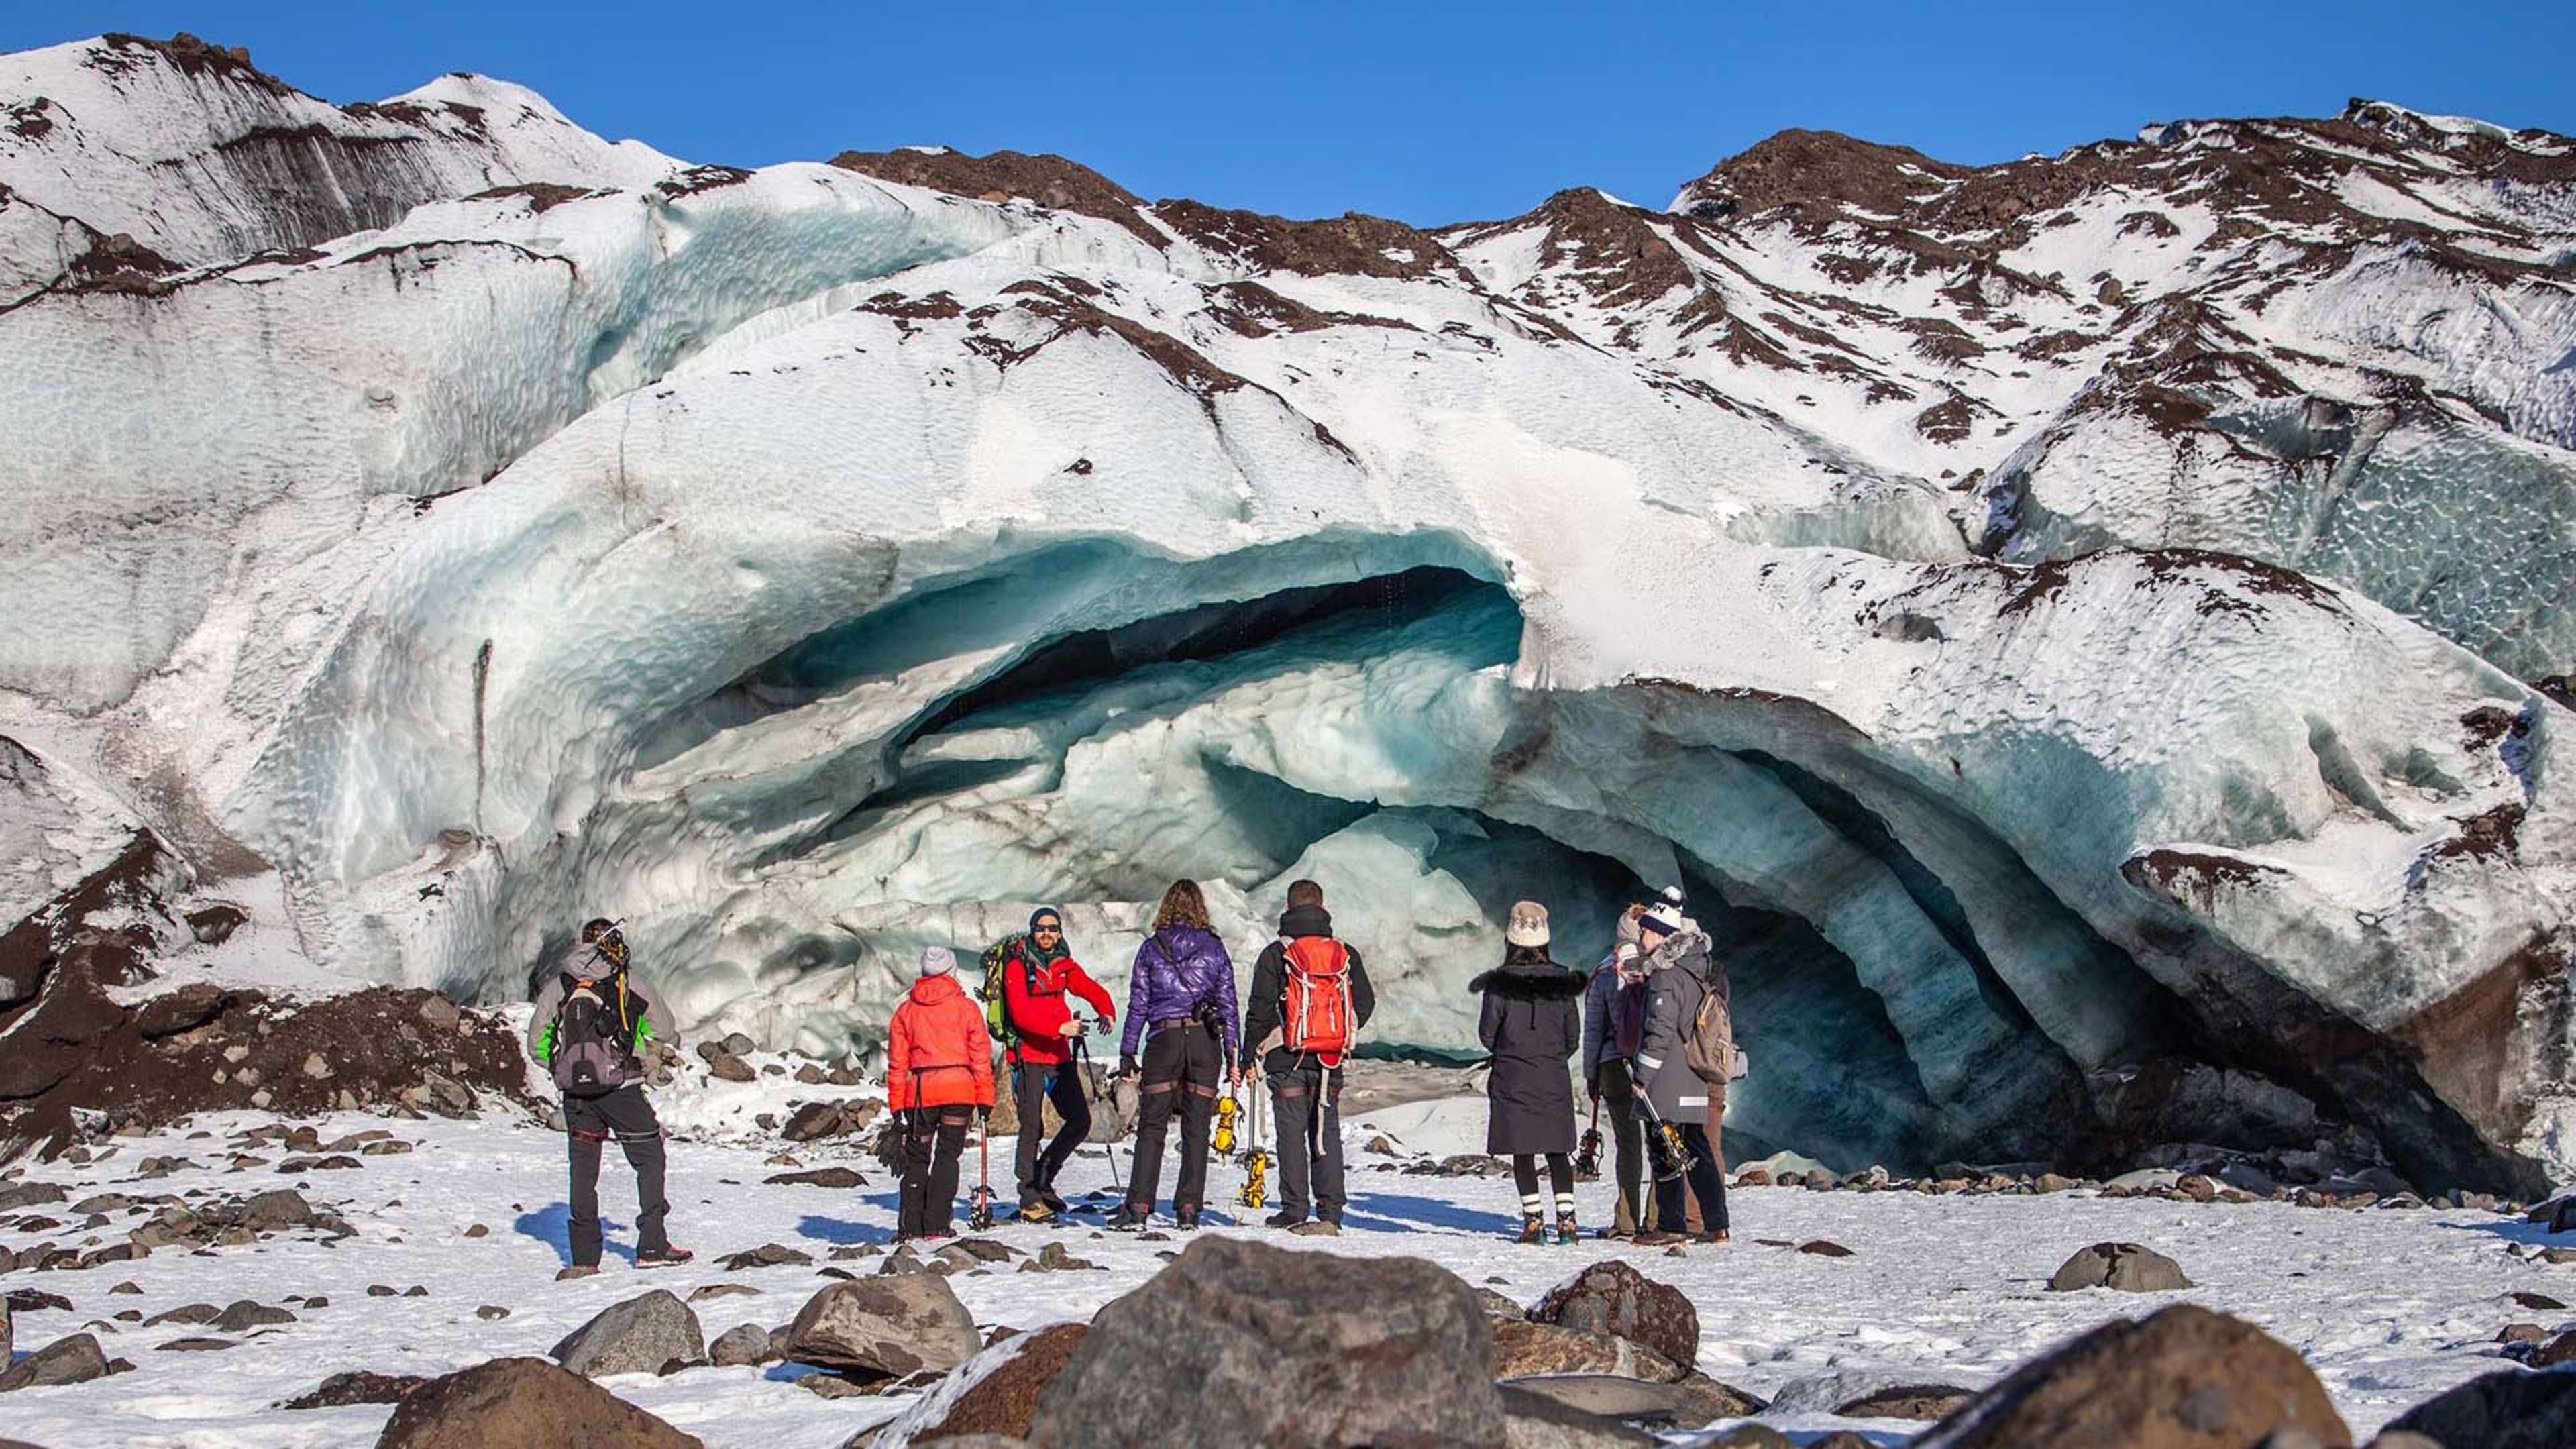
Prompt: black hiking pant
<box><xmin>565</xmin><ymin>1085</ymin><xmax>669</xmax><ymax>1266</ymax></box>
<box><xmin>1649</xmin><ymin>1121</ymin><xmax>1729</xmax><ymax>1234</ymax></box>
<box><xmin>1129</xmin><ymin>1021</ymin><xmax>1221</xmax><ymax>1216</ymax></box>
<box><xmin>1595</xmin><ymin>1059</ymin><xmax>1646</xmax><ymax>1234</ymax></box>
<box><xmin>1012</xmin><ymin>1060</ymin><xmax>1091</xmax><ymax>1203</ymax></box>
<box><xmin>899</xmin><ymin>1108</ymin><xmax>971</xmax><ymax>1237</ymax></box>
<box><xmin>1263</xmin><ymin>1047</ymin><xmax>1345</xmax><ymax>1222</ymax></box>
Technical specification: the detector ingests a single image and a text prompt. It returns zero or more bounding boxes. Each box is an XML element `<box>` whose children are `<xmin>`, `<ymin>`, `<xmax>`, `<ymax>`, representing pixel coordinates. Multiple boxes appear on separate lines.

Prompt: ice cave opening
<box><xmin>402</xmin><ymin>545</ymin><xmax>2526</xmax><ymax>1191</ymax></box>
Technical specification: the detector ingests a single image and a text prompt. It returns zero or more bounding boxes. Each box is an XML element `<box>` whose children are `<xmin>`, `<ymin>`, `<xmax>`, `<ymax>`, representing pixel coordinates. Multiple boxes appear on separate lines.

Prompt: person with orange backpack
<box><xmin>1237</xmin><ymin>879</ymin><xmax>1375</xmax><ymax>1232</ymax></box>
<box><xmin>886</xmin><ymin>945</ymin><xmax>998</xmax><ymax>1242</ymax></box>
<box><xmin>996</xmin><ymin>906</ymin><xmax>1116</xmax><ymax>1221</ymax></box>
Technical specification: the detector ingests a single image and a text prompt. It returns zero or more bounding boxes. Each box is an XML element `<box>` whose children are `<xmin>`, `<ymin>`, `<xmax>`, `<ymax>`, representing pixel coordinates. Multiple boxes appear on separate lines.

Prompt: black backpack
<box><xmin>551</xmin><ymin>976</ymin><xmax>639</xmax><ymax>1097</ymax></box>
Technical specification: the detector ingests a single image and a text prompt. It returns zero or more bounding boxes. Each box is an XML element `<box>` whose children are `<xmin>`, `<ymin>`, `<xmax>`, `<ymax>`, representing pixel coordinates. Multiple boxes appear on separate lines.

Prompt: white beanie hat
<box><xmin>918</xmin><ymin>945</ymin><xmax>958</xmax><ymax>977</ymax></box>
<box><xmin>1505</xmin><ymin>900</ymin><xmax>1551</xmax><ymax>949</ymax></box>
<box><xmin>1640</xmin><ymin>885</ymin><xmax>1686</xmax><ymax>939</ymax></box>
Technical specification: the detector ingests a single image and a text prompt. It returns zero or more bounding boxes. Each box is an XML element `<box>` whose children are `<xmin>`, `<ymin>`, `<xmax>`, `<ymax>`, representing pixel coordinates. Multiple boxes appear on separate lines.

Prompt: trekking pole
<box><xmin>1074</xmin><ymin>1032</ymin><xmax>1126</xmax><ymax>1199</ymax></box>
<box><xmin>969</xmin><ymin>1113</ymin><xmax>996</xmax><ymax>1231</ymax></box>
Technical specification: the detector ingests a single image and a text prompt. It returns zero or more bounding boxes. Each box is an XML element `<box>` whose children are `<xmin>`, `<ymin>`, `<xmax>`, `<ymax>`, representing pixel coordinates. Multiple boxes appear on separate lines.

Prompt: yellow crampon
<box><xmin>1213</xmin><ymin>1093</ymin><xmax>1239</xmax><ymax>1156</ymax></box>
<box><xmin>1234</xmin><ymin>1079</ymin><xmax>1267</xmax><ymax>1210</ymax></box>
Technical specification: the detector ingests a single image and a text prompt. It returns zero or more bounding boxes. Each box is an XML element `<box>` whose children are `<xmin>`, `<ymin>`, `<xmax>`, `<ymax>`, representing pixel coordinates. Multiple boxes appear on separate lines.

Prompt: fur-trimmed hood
<box><xmin>1469</xmin><ymin>961</ymin><xmax>1586</xmax><ymax>1000</ymax></box>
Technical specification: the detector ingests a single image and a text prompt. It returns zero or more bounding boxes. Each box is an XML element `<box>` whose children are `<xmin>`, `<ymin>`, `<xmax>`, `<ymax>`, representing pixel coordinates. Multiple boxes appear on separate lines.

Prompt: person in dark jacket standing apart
<box><xmin>1474</xmin><ymin>902</ymin><xmax>1586</xmax><ymax>1244</ymax></box>
<box><xmin>1582</xmin><ymin>904</ymin><xmax>1650</xmax><ymax>1237</ymax></box>
<box><xmin>526</xmin><ymin>918</ymin><xmax>693</xmax><ymax>1279</ymax></box>
<box><xmin>1000</xmin><ymin>906</ymin><xmax>1116</xmax><ymax>1221</ymax></box>
<box><xmin>886</xmin><ymin>945</ymin><xmax>998</xmax><ymax>1241</ymax></box>
<box><xmin>1238</xmin><ymin>879</ymin><xmax>1375</xmax><ymax>1233</ymax></box>
<box><xmin>1112</xmin><ymin>880</ymin><xmax>1239</xmax><ymax>1230</ymax></box>
<box><xmin>1631</xmin><ymin>890</ymin><xmax>1732</xmax><ymax>1244</ymax></box>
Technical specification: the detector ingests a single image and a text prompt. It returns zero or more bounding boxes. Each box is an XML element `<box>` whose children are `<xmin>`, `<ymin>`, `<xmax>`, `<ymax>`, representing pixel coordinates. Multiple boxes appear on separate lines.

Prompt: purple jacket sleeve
<box><xmin>1209</xmin><ymin>936</ymin><xmax>1240</xmax><ymax>1062</ymax></box>
<box><xmin>1120</xmin><ymin>940</ymin><xmax>1150</xmax><ymax>1058</ymax></box>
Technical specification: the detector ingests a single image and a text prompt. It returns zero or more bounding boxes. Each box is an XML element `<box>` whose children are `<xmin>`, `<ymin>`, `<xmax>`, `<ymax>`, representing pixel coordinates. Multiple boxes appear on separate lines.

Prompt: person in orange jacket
<box><xmin>1001</xmin><ymin>905</ymin><xmax>1116</xmax><ymax>1220</ymax></box>
<box><xmin>887</xmin><ymin>945</ymin><xmax>998</xmax><ymax>1241</ymax></box>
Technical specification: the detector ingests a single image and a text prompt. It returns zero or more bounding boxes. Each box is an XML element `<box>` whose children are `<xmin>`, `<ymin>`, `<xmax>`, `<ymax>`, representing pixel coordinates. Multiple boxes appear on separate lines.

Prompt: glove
<box><xmin>1586</xmin><ymin>1077</ymin><xmax>1601</xmax><ymax>1102</ymax></box>
<box><xmin>1118</xmin><ymin>1053</ymin><xmax>1138</xmax><ymax>1078</ymax></box>
<box><xmin>1058</xmin><ymin>1020</ymin><xmax>1083</xmax><ymax>1038</ymax></box>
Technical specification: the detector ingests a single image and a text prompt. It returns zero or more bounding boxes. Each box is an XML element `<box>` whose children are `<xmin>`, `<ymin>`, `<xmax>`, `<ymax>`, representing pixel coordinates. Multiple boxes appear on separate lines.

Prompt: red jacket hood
<box><xmin>909</xmin><ymin>973</ymin><xmax>969</xmax><ymax>1007</ymax></box>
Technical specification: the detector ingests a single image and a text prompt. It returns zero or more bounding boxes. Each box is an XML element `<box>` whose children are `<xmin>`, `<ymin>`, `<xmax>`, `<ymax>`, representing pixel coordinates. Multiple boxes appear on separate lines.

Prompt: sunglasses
<box><xmin>1032</xmin><ymin>925</ymin><xmax>1062</xmax><ymax>937</ymax></box>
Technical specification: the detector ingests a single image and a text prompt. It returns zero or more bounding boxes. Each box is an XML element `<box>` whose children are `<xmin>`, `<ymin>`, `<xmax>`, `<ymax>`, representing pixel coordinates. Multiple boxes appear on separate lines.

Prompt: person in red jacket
<box><xmin>1001</xmin><ymin>905</ymin><xmax>1116</xmax><ymax>1220</ymax></box>
<box><xmin>887</xmin><ymin>945</ymin><xmax>997</xmax><ymax>1242</ymax></box>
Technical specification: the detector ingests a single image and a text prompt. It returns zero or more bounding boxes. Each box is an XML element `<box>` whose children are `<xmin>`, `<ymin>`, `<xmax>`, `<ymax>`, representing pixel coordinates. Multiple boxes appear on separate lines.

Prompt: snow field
<box><xmin>0</xmin><ymin>1097</ymin><xmax>2563</xmax><ymax>1446</ymax></box>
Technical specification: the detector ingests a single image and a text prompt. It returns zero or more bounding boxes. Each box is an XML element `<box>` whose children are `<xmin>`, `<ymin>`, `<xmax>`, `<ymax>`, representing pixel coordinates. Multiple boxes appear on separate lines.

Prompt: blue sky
<box><xmin>10</xmin><ymin>2</ymin><xmax>2571</xmax><ymax>225</ymax></box>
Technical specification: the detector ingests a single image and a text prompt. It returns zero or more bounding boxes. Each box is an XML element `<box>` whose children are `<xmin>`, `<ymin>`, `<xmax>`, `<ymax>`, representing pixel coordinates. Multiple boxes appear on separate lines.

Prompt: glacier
<box><xmin>3</xmin><ymin>34</ymin><xmax>2571</xmax><ymax>1192</ymax></box>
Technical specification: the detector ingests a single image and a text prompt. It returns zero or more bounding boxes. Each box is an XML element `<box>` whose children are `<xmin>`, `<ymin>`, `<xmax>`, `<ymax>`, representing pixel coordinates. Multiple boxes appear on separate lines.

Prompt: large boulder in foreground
<box><xmin>374</xmin><ymin>1357</ymin><xmax>702</xmax><ymax>1448</ymax></box>
<box><xmin>1528</xmin><ymin>1261</ymin><xmax>1700</xmax><ymax>1372</ymax></box>
<box><xmin>1028</xmin><ymin>1238</ymin><xmax>1503</xmax><ymax>1448</ymax></box>
<box><xmin>785</xmin><ymin>1275</ymin><xmax>981</xmax><ymax>1378</ymax></box>
<box><xmin>2047</xmin><ymin>1242</ymin><xmax>2192</xmax><ymax>1293</ymax></box>
<box><xmin>1913</xmin><ymin>1304</ymin><xmax>2347</xmax><ymax>1448</ymax></box>
<box><xmin>1491</xmin><ymin>1318</ymin><xmax>1682</xmax><ymax>1381</ymax></box>
<box><xmin>2379</xmin><ymin>1364</ymin><xmax>2576</xmax><ymax>1448</ymax></box>
<box><xmin>549</xmin><ymin>1289</ymin><xmax>706</xmax><ymax>1377</ymax></box>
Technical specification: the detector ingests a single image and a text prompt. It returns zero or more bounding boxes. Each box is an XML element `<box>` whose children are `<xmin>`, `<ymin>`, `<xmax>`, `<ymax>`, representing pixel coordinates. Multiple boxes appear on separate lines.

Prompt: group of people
<box><xmin>527</xmin><ymin>879</ymin><xmax>1739</xmax><ymax>1274</ymax></box>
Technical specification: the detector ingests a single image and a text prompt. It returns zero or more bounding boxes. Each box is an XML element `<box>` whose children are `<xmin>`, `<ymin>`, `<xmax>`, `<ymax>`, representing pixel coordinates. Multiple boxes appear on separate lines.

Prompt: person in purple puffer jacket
<box><xmin>1111</xmin><ymin>879</ymin><xmax>1240</xmax><ymax>1230</ymax></box>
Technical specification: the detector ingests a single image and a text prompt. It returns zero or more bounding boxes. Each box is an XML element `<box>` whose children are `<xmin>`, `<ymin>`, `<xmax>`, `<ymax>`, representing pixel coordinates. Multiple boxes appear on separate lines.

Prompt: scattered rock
<box><xmin>784</xmin><ymin>1275</ymin><xmax>981</xmax><ymax>1377</ymax></box>
<box><xmin>2047</xmin><ymin>1242</ymin><xmax>2192</xmax><ymax>1293</ymax></box>
<box><xmin>2510</xmin><ymin>1290</ymin><xmax>2566</xmax><ymax>1311</ymax></box>
<box><xmin>212</xmin><ymin>1299</ymin><xmax>296</xmax><ymax>1332</ymax></box>
<box><xmin>1529</xmin><ymin>1260</ymin><xmax>1699</xmax><ymax>1370</ymax></box>
<box><xmin>1496</xmin><ymin>1379</ymin><xmax>1668</xmax><ymax>1442</ymax></box>
<box><xmin>1835</xmin><ymin>1383</ymin><xmax>1974</xmax><ymax>1419</ymax></box>
<box><xmin>1797</xmin><ymin>1240</ymin><xmax>1854</xmax><ymax>1258</ymax></box>
<box><xmin>1476</xmin><ymin>1287</ymin><xmax>1528</xmax><ymax>1319</ymax></box>
<box><xmin>708</xmin><ymin>1323</ymin><xmax>777</xmax><ymax>1368</ymax></box>
<box><xmin>781</xmin><ymin>1102</ymin><xmax>851</xmax><ymax>1142</ymax></box>
<box><xmin>1026</xmin><ymin>1238</ymin><xmax>1504</xmax><ymax>1448</ymax></box>
<box><xmin>281</xmin><ymin>1369</ymin><xmax>429</xmax><ymax>1409</ymax></box>
<box><xmin>718</xmin><ymin>1244</ymin><xmax>814</xmax><ymax>1271</ymax></box>
<box><xmin>2032</xmin><ymin>1173</ymin><xmax>2078</xmax><ymax>1193</ymax></box>
<box><xmin>688</xmin><ymin>1283</ymin><xmax>759</xmax><ymax>1303</ymax></box>
<box><xmin>2530</xmin><ymin>1328</ymin><xmax>2576</xmax><ymax>1368</ymax></box>
<box><xmin>374</xmin><ymin>1356</ymin><xmax>704</xmax><ymax>1447</ymax></box>
<box><xmin>478</xmin><ymin>1306</ymin><xmax>511</xmax><ymax>1322</ymax></box>
<box><xmin>1916</xmin><ymin>1303</ymin><xmax>2344</xmax><ymax>1447</ymax></box>
<box><xmin>156</xmin><ymin>1336</ymin><xmax>241</xmax><ymax>1352</ymax></box>
<box><xmin>0</xmin><ymin>1331</ymin><xmax>110</xmax><ymax>1392</ymax></box>
<box><xmin>1491</xmin><ymin>1318</ymin><xmax>1682</xmax><ymax>1381</ymax></box>
<box><xmin>877</xmin><ymin>1322</ymin><xmax>1091</xmax><ymax>1444</ymax></box>
<box><xmin>549</xmin><ymin>1291</ymin><xmax>706</xmax><ymax>1377</ymax></box>
<box><xmin>463</xmin><ymin>1224</ymin><xmax>488</xmax><ymax>1238</ymax></box>
<box><xmin>765</xmin><ymin>1167</ymin><xmax>867</xmax><ymax>1189</ymax></box>
<box><xmin>706</xmin><ymin>1054</ymin><xmax>757</xmax><ymax>1083</ymax></box>
<box><xmin>2381</xmin><ymin>1363</ymin><xmax>2576</xmax><ymax>1448</ymax></box>
<box><xmin>1734</xmin><ymin>1167</ymin><xmax>1772</xmax><ymax>1187</ymax></box>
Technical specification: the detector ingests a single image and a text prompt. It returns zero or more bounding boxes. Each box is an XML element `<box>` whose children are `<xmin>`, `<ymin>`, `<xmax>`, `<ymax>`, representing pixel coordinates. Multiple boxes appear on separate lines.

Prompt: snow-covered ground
<box><xmin>1</xmin><ymin>1093</ymin><xmax>2560</xmax><ymax>1446</ymax></box>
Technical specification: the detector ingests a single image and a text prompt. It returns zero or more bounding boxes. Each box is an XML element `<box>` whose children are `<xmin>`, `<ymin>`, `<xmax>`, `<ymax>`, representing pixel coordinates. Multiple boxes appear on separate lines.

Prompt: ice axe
<box><xmin>968</xmin><ymin>1110</ymin><xmax>996</xmax><ymax>1231</ymax></box>
<box><xmin>1575</xmin><ymin>1095</ymin><xmax>1603</xmax><ymax>1181</ymax></box>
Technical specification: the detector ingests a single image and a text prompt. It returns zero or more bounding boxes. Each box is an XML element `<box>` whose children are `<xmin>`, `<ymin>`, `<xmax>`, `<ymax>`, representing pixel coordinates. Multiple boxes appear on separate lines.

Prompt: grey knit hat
<box><xmin>1505</xmin><ymin>900</ymin><xmax>1551</xmax><ymax>949</ymax></box>
<box><xmin>918</xmin><ymin>945</ymin><xmax>958</xmax><ymax>977</ymax></box>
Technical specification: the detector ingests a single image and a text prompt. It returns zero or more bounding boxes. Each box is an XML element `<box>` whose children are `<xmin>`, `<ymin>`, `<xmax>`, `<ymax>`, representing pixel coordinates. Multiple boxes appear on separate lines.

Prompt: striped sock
<box><xmin>1519</xmin><ymin>1192</ymin><xmax>1542</xmax><ymax>1219</ymax></box>
<box><xmin>1554</xmin><ymin>1192</ymin><xmax>1576</xmax><ymax>1222</ymax></box>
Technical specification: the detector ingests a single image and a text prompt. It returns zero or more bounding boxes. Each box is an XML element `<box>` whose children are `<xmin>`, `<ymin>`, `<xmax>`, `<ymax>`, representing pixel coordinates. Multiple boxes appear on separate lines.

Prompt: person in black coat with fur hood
<box><xmin>1473</xmin><ymin>900</ymin><xmax>1586</xmax><ymax>1244</ymax></box>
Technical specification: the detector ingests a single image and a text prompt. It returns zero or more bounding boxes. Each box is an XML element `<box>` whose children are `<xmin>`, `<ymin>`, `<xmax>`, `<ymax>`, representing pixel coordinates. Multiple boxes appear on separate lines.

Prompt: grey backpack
<box><xmin>551</xmin><ymin>980</ymin><xmax>638</xmax><ymax>1097</ymax></box>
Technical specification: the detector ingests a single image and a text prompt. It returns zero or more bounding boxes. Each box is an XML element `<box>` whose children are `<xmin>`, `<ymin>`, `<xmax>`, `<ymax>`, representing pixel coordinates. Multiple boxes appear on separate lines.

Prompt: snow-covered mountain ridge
<box><xmin>2</xmin><ymin>33</ymin><xmax>2570</xmax><ymax>1193</ymax></box>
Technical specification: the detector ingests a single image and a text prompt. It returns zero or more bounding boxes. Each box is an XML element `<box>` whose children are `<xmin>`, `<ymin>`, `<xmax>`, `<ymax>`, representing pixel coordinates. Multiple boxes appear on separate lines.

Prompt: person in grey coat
<box><xmin>1473</xmin><ymin>901</ymin><xmax>1585</xmax><ymax>1244</ymax></box>
<box><xmin>1629</xmin><ymin>892</ymin><xmax>1731</xmax><ymax>1244</ymax></box>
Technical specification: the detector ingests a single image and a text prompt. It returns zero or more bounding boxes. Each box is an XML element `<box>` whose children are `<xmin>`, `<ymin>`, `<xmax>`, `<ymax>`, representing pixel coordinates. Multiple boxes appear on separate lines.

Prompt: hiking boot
<box><xmin>1288</xmin><ymin>1219</ymin><xmax>1340</xmax><ymax>1237</ymax></box>
<box><xmin>1173</xmin><ymin>1208</ymin><xmax>1202</xmax><ymax>1231</ymax></box>
<box><xmin>1516</xmin><ymin>1216</ymin><xmax>1548</xmax><ymax>1245</ymax></box>
<box><xmin>914</xmin><ymin>1227</ymin><xmax>956</xmax><ymax>1243</ymax></box>
<box><xmin>1554</xmin><ymin>1219</ymin><xmax>1579</xmax><ymax>1246</ymax></box>
<box><xmin>635</xmin><ymin>1246</ymin><xmax>694</xmax><ymax>1268</ymax></box>
<box><xmin>1106</xmin><ymin>1204</ymin><xmax>1150</xmax><ymax>1231</ymax></box>
<box><xmin>1631</xmin><ymin>1230</ymin><xmax>1690</xmax><ymax>1246</ymax></box>
<box><xmin>555</xmin><ymin>1263</ymin><xmax>600</xmax><ymax>1281</ymax></box>
<box><xmin>1264</xmin><ymin>1210</ymin><xmax>1308</xmax><ymax>1229</ymax></box>
<box><xmin>1695</xmin><ymin>1230</ymin><xmax>1731</xmax><ymax>1244</ymax></box>
<box><xmin>1035</xmin><ymin>1179</ymin><xmax>1070</xmax><ymax>1214</ymax></box>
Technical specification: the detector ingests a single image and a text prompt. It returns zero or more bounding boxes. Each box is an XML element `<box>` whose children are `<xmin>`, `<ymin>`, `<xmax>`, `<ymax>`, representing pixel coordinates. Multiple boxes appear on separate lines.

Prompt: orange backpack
<box><xmin>1281</xmin><ymin>936</ymin><xmax>1354</xmax><ymax>1065</ymax></box>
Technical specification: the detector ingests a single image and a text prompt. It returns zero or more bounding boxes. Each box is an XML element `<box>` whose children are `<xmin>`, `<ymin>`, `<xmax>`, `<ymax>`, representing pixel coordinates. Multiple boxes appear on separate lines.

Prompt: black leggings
<box><xmin>1512</xmin><ymin>1154</ymin><xmax>1576</xmax><ymax>1197</ymax></box>
<box><xmin>898</xmin><ymin>1109</ymin><xmax>971</xmax><ymax>1237</ymax></box>
<box><xmin>1129</xmin><ymin>1022</ymin><xmax>1222</xmax><ymax>1214</ymax></box>
<box><xmin>1012</xmin><ymin>1062</ymin><xmax>1091</xmax><ymax>1199</ymax></box>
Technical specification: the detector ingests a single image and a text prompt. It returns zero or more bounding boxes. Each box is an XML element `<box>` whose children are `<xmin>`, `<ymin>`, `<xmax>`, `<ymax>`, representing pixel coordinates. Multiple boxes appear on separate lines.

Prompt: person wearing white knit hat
<box><xmin>1629</xmin><ymin>885</ymin><xmax>1733</xmax><ymax>1244</ymax></box>
<box><xmin>1474</xmin><ymin>900</ymin><xmax>1586</xmax><ymax>1244</ymax></box>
